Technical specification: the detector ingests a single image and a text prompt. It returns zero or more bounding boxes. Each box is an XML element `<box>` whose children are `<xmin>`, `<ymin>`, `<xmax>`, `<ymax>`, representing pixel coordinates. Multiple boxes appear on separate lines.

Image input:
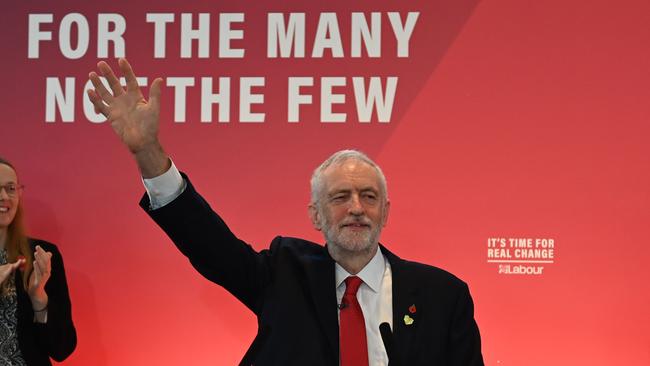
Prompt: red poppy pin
<box><xmin>409</xmin><ymin>304</ymin><xmax>417</xmax><ymax>314</ymax></box>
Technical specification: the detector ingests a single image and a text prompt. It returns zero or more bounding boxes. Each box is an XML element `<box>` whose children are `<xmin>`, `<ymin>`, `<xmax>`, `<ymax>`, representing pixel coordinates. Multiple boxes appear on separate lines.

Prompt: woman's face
<box><xmin>0</xmin><ymin>163</ymin><xmax>20</xmax><ymax>230</ymax></box>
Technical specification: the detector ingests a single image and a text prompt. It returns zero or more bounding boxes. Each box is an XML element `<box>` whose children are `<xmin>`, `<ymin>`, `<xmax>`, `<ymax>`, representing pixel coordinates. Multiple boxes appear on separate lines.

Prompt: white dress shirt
<box><xmin>142</xmin><ymin>162</ymin><xmax>394</xmax><ymax>365</ymax></box>
<box><xmin>336</xmin><ymin>248</ymin><xmax>393</xmax><ymax>366</ymax></box>
<box><xmin>142</xmin><ymin>160</ymin><xmax>185</xmax><ymax>209</ymax></box>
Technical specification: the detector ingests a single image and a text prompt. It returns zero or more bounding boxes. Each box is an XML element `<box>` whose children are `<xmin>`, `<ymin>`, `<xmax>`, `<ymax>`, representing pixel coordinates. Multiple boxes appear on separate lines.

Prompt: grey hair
<box><xmin>310</xmin><ymin>149</ymin><xmax>388</xmax><ymax>204</ymax></box>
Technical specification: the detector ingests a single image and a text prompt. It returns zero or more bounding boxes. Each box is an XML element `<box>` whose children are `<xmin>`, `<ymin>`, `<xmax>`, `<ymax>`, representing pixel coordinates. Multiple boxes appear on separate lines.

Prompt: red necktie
<box><xmin>340</xmin><ymin>276</ymin><xmax>369</xmax><ymax>366</ymax></box>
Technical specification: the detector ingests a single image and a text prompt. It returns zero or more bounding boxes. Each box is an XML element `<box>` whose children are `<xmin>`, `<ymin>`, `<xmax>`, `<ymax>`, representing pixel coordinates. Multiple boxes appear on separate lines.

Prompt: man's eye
<box><xmin>7</xmin><ymin>185</ymin><xmax>17</xmax><ymax>193</ymax></box>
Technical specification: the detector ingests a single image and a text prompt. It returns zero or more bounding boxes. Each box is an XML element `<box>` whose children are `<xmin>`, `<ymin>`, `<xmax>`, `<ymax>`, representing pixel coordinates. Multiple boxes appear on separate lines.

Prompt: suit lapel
<box><xmin>383</xmin><ymin>246</ymin><xmax>419</xmax><ymax>366</ymax></box>
<box><xmin>300</xmin><ymin>245</ymin><xmax>420</xmax><ymax>365</ymax></box>
<box><xmin>302</xmin><ymin>247</ymin><xmax>339</xmax><ymax>360</ymax></box>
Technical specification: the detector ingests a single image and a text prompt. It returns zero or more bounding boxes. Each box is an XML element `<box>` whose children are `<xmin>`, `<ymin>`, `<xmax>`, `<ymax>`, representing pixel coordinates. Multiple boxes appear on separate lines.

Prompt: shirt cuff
<box><xmin>142</xmin><ymin>160</ymin><xmax>186</xmax><ymax>209</ymax></box>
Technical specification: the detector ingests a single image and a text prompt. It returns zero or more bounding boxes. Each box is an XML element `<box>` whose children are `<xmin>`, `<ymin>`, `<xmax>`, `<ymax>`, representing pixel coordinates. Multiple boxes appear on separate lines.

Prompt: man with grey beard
<box><xmin>88</xmin><ymin>59</ymin><xmax>484</xmax><ymax>366</ymax></box>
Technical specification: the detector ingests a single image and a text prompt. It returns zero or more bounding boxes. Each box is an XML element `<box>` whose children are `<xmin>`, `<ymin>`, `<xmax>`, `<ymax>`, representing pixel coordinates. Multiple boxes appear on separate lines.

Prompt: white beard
<box><xmin>322</xmin><ymin>214</ymin><xmax>382</xmax><ymax>255</ymax></box>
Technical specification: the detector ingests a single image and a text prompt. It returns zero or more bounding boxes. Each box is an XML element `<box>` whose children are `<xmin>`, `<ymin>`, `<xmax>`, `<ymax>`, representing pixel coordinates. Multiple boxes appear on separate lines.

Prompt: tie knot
<box><xmin>344</xmin><ymin>276</ymin><xmax>363</xmax><ymax>296</ymax></box>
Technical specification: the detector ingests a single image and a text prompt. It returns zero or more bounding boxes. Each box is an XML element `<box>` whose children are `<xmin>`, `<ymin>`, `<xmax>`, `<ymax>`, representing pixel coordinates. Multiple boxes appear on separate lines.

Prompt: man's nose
<box><xmin>0</xmin><ymin>187</ymin><xmax>9</xmax><ymax>199</ymax></box>
<box><xmin>347</xmin><ymin>194</ymin><xmax>364</xmax><ymax>215</ymax></box>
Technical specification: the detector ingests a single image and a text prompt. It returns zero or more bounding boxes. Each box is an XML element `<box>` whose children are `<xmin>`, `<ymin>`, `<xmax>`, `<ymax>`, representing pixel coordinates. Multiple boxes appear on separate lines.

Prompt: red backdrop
<box><xmin>2</xmin><ymin>0</ymin><xmax>649</xmax><ymax>364</ymax></box>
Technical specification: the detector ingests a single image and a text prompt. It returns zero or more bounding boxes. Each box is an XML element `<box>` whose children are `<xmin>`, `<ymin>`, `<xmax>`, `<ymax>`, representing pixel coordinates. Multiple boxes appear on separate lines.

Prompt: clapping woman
<box><xmin>0</xmin><ymin>158</ymin><xmax>76</xmax><ymax>365</ymax></box>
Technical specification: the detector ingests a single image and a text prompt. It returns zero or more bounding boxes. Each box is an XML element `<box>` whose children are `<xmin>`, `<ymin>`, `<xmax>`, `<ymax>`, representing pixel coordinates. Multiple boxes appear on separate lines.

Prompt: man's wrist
<box><xmin>134</xmin><ymin>142</ymin><xmax>171</xmax><ymax>178</ymax></box>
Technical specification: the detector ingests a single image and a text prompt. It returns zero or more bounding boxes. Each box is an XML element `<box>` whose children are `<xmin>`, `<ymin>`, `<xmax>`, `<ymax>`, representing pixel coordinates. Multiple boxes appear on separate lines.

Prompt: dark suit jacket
<box><xmin>15</xmin><ymin>239</ymin><xmax>77</xmax><ymax>365</ymax></box>
<box><xmin>141</xmin><ymin>176</ymin><xmax>483</xmax><ymax>365</ymax></box>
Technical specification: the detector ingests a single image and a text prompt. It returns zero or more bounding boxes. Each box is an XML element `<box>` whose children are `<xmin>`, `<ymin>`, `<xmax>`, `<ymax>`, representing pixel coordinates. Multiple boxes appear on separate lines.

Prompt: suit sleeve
<box><xmin>448</xmin><ymin>282</ymin><xmax>484</xmax><ymax>366</ymax></box>
<box><xmin>140</xmin><ymin>174</ymin><xmax>271</xmax><ymax>314</ymax></box>
<box><xmin>34</xmin><ymin>243</ymin><xmax>77</xmax><ymax>361</ymax></box>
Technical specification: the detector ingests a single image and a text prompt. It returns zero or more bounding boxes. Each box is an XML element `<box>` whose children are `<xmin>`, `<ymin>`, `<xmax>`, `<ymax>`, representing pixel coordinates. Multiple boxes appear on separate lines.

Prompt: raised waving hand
<box><xmin>88</xmin><ymin>59</ymin><xmax>169</xmax><ymax>177</ymax></box>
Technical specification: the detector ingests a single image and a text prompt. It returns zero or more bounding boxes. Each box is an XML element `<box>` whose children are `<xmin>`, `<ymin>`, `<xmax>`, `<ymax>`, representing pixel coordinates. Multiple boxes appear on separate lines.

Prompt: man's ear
<box><xmin>382</xmin><ymin>199</ymin><xmax>391</xmax><ymax>228</ymax></box>
<box><xmin>308</xmin><ymin>203</ymin><xmax>322</xmax><ymax>231</ymax></box>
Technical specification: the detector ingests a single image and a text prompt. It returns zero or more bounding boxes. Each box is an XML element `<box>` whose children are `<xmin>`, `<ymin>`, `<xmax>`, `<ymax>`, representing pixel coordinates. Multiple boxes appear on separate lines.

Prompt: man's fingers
<box><xmin>98</xmin><ymin>61</ymin><xmax>125</xmax><ymax>97</ymax></box>
<box><xmin>148</xmin><ymin>77</ymin><xmax>163</xmax><ymax>112</ymax></box>
<box><xmin>89</xmin><ymin>72</ymin><xmax>114</xmax><ymax>104</ymax></box>
<box><xmin>87</xmin><ymin>89</ymin><xmax>109</xmax><ymax>116</ymax></box>
<box><xmin>119</xmin><ymin>58</ymin><xmax>140</xmax><ymax>92</ymax></box>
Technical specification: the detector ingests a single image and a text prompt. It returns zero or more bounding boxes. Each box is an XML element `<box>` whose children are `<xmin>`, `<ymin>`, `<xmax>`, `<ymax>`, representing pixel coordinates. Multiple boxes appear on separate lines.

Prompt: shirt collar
<box><xmin>335</xmin><ymin>246</ymin><xmax>385</xmax><ymax>293</ymax></box>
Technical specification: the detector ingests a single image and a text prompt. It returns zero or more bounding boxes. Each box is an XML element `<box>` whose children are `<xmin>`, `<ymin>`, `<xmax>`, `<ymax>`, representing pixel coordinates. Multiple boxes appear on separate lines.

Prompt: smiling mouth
<box><xmin>341</xmin><ymin>223</ymin><xmax>370</xmax><ymax>229</ymax></box>
<box><xmin>0</xmin><ymin>207</ymin><xmax>9</xmax><ymax>213</ymax></box>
